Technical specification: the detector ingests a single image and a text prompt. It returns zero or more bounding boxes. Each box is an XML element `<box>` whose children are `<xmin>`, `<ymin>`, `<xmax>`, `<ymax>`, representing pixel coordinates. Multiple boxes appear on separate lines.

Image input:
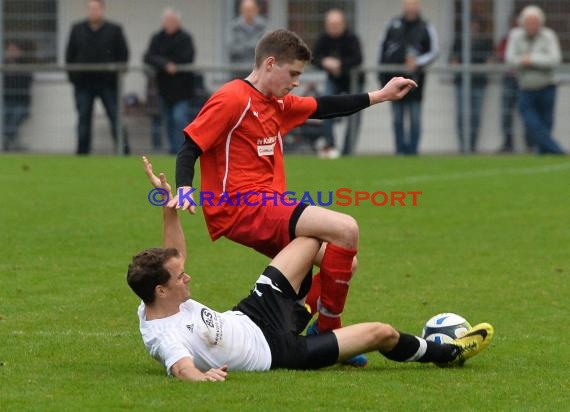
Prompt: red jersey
<box><xmin>184</xmin><ymin>79</ymin><xmax>317</xmax><ymax>240</ymax></box>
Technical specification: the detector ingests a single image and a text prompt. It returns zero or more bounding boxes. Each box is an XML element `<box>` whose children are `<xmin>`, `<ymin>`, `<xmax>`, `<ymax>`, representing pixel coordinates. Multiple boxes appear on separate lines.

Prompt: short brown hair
<box><xmin>254</xmin><ymin>29</ymin><xmax>312</xmax><ymax>68</ymax></box>
<box><xmin>126</xmin><ymin>248</ymin><xmax>180</xmax><ymax>304</ymax></box>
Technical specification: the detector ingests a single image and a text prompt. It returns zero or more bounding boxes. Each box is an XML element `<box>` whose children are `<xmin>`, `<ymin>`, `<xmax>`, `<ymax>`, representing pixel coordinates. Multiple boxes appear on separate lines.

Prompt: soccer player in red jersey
<box><xmin>172</xmin><ymin>29</ymin><xmax>416</xmax><ymax>366</ymax></box>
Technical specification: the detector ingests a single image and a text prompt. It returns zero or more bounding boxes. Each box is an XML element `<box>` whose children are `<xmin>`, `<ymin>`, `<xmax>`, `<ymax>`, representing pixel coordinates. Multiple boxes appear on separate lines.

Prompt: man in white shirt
<box><xmin>505</xmin><ymin>5</ymin><xmax>565</xmax><ymax>154</ymax></box>
<box><xmin>127</xmin><ymin>157</ymin><xmax>494</xmax><ymax>381</ymax></box>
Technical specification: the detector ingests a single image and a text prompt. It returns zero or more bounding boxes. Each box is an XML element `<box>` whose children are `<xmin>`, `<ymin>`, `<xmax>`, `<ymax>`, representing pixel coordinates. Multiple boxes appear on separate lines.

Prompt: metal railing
<box><xmin>2</xmin><ymin>62</ymin><xmax>570</xmax><ymax>155</ymax></box>
<box><xmin>0</xmin><ymin>63</ymin><xmax>252</xmax><ymax>155</ymax></box>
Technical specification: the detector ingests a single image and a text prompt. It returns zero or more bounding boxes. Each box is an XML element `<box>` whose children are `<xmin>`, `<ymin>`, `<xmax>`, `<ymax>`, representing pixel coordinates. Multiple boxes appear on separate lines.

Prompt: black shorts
<box><xmin>234</xmin><ymin>266</ymin><xmax>339</xmax><ymax>370</ymax></box>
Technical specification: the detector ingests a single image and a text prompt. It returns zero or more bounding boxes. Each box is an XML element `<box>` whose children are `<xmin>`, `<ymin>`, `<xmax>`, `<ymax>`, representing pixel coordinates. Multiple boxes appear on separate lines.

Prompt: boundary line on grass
<box><xmin>9</xmin><ymin>330</ymin><xmax>136</xmax><ymax>338</ymax></box>
<box><xmin>376</xmin><ymin>163</ymin><xmax>570</xmax><ymax>186</ymax></box>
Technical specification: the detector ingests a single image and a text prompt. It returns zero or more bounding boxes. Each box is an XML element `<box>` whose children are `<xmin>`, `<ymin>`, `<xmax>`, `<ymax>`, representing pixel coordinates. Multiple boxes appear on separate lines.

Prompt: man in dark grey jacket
<box><xmin>227</xmin><ymin>0</ymin><xmax>267</xmax><ymax>80</ymax></box>
<box><xmin>65</xmin><ymin>0</ymin><xmax>129</xmax><ymax>155</ymax></box>
<box><xmin>313</xmin><ymin>9</ymin><xmax>364</xmax><ymax>157</ymax></box>
<box><xmin>144</xmin><ymin>8</ymin><xmax>196</xmax><ymax>155</ymax></box>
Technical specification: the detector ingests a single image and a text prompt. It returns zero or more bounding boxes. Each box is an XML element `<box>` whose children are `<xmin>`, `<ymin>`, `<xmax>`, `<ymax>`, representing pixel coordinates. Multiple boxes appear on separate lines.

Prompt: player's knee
<box><xmin>337</xmin><ymin>215</ymin><xmax>359</xmax><ymax>248</ymax></box>
<box><xmin>383</xmin><ymin>324</ymin><xmax>400</xmax><ymax>348</ymax></box>
<box><xmin>372</xmin><ymin>323</ymin><xmax>399</xmax><ymax>350</ymax></box>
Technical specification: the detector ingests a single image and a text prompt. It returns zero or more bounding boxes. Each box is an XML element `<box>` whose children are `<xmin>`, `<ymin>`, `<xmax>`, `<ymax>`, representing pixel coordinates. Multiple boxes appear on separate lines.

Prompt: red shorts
<box><xmin>224</xmin><ymin>202</ymin><xmax>309</xmax><ymax>258</ymax></box>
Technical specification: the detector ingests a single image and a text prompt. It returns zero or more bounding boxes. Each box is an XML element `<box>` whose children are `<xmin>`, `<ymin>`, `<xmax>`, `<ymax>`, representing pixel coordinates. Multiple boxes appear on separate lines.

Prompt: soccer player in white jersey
<box><xmin>127</xmin><ymin>157</ymin><xmax>494</xmax><ymax>381</ymax></box>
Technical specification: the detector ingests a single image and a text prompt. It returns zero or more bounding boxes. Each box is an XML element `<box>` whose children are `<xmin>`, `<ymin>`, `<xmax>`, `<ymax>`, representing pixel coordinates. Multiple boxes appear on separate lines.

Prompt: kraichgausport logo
<box><xmin>147</xmin><ymin>188</ymin><xmax>422</xmax><ymax>207</ymax></box>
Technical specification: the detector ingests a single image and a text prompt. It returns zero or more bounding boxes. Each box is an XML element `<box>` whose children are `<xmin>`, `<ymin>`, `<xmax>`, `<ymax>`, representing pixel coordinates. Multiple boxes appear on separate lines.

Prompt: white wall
<box><xmin>19</xmin><ymin>0</ymin><xmax>570</xmax><ymax>154</ymax></box>
<box><xmin>355</xmin><ymin>0</ymin><xmax>570</xmax><ymax>154</ymax></box>
<box><xmin>356</xmin><ymin>0</ymin><xmax>496</xmax><ymax>154</ymax></box>
<box><xmin>23</xmin><ymin>0</ymin><xmax>222</xmax><ymax>153</ymax></box>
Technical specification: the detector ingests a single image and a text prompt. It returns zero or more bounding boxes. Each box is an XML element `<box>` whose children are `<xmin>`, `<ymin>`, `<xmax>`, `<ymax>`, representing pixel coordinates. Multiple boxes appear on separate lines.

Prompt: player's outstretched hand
<box><xmin>203</xmin><ymin>365</ymin><xmax>228</xmax><ymax>382</ymax></box>
<box><xmin>167</xmin><ymin>185</ymin><xmax>197</xmax><ymax>215</ymax></box>
<box><xmin>371</xmin><ymin>76</ymin><xmax>418</xmax><ymax>104</ymax></box>
<box><xmin>143</xmin><ymin>155</ymin><xmax>173</xmax><ymax>198</ymax></box>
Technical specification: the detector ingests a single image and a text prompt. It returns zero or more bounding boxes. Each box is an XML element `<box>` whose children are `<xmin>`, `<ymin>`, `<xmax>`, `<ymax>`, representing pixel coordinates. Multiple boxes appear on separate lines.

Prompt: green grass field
<box><xmin>1</xmin><ymin>154</ymin><xmax>569</xmax><ymax>411</ymax></box>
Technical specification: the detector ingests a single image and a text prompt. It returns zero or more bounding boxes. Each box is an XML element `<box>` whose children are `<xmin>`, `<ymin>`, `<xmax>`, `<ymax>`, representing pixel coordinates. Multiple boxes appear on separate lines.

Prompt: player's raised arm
<box><xmin>169</xmin><ymin>138</ymin><xmax>202</xmax><ymax>214</ymax></box>
<box><xmin>143</xmin><ymin>156</ymin><xmax>187</xmax><ymax>262</ymax></box>
<box><xmin>369</xmin><ymin>76</ymin><xmax>417</xmax><ymax>104</ymax></box>
<box><xmin>310</xmin><ymin>76</ymin><xmax>417</xmax><ymax>120</ymax></box>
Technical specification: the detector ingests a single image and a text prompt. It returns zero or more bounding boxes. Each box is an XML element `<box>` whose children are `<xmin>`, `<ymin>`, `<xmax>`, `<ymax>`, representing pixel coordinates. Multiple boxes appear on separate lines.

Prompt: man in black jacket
<box><xmin>144</xmin><ymin>8</ymin><xmax>196</xmax><ymax>155</ymax></box>
<box><xmin>378</xmin><ymin>0</ymin><xmax>438</xmax><ymax>155</ymax></box>
<box><xmin>65</xmin><ymin>0</ymin><xmax>129</xmax><ymax>155</ymax></box>
<box><xmin>313</xmin><ymin>9</ymin><xmax>364</xmax><ymax>157</ymax></box>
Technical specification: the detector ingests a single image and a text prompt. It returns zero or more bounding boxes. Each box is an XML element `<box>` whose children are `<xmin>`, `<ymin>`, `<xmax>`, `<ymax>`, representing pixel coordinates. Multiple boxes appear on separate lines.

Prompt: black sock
<box><xmin>381</xmin><ymin>332</ymin><xmax>422</xmax><ymax>362</ymax></box>
<box><xmin>381</xmin><ymin>332</ymin><xmax>459</xmax><ymax>363</ymax></box>
<box><xmin>420</xmin><ymin>341</ymin><xmax>460</xmax><ymax>363</ymax></box>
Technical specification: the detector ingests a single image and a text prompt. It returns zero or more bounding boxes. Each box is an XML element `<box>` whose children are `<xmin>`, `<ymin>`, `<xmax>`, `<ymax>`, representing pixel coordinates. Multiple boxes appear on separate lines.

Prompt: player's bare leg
<box><xmin>334</xmin><ymin>323</ymin><xmax>399</xmax><ymax>360</ymax></box>
<box><xmin>296</xmin><ymin>206</ymin><xmax>359</xmax><ymax>249</ymax></box>
<box><xmin>332</xmin><ymin>323</ymin><xmax>473</xmax><ymax>366</ymax></box>
<box><xmin>269</xmin><ymin>237</ymin><xmax>321</xmax><ymax>293</ymax></box>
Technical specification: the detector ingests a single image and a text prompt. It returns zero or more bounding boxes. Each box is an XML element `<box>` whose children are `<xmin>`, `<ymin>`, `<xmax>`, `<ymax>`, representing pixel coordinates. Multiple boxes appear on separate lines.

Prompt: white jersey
<box><xmin>138</xmin><ymin>299</ymin><xmax>272</xmax><ymax>374</ymax></box>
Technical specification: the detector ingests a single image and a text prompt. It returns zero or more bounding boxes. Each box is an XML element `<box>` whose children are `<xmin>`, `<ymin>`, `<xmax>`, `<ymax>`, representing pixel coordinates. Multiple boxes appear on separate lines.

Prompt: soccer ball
<box><xmin>421</xmin><ymin>313</ymin><xmax>471</xmax><ymax>344</ymax></box>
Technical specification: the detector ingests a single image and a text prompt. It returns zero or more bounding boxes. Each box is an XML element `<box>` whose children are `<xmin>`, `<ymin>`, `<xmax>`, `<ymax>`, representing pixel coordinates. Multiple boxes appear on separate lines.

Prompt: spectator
<box><xmin>378</xmin><ymin>0</ymin><xmax>438</xmax><ymax>155</ymax></box>
<box><xmin>496</xmin><ymin>16</ymin><xmax>532</xmax><ymax>154</ymax></box>
<box><xmin>145</xmin><ymin>73</ymin><xmax>163</xmax><ymax>152</ymax></box>
<box><xmin>227</xmin><ymin>0</ymin><xmax>267</xmax><ymax>79</ymax></box>
<box><xmin>450</xmin><ymin>15</ymin><xmax>493</xmax><ymax>153</ymax></box>
<box><xmin>144</xmin><ymin>8</ymin><xmax>196</xmax><ymax>155</ymax></box>
<box><xmin>3</xmin><ymin>41</ymin><xmax>32</xmax><ymax>152</ymax></box>
<box><xmin>65</xmin><ymin>0</ymin><xmax>130</xmax><ymax>155</ymax></box>
<box><xmin>287</xmin><ymin>81</ymin><xmax>327</xmax><ymax>153</ymax></box>
<box><xmin>506</xmin><ymin>5</ymin><xmax>565</xmax><ymax>155</ymax></box>
<box><xmin>313</xmin><ymin>9</ymin><xmax>364</xmax><ymax>158</ymax></box>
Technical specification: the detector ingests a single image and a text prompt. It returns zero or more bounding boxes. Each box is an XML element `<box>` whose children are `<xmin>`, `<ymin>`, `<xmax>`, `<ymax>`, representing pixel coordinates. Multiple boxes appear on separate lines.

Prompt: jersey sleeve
<box><xmin>184</xmin><ymin>86</ymin><xmax>246</xmax><ymax>153</ymax></box>
<box><xmin>280</xmin><ymin>95</ymin><xmax>317</xmax><ymax>135</ymax></box>
<box><xmin>155</xmin><ymin>340</ymin><xmax>194</xmax><ymax>376</ymax></box>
